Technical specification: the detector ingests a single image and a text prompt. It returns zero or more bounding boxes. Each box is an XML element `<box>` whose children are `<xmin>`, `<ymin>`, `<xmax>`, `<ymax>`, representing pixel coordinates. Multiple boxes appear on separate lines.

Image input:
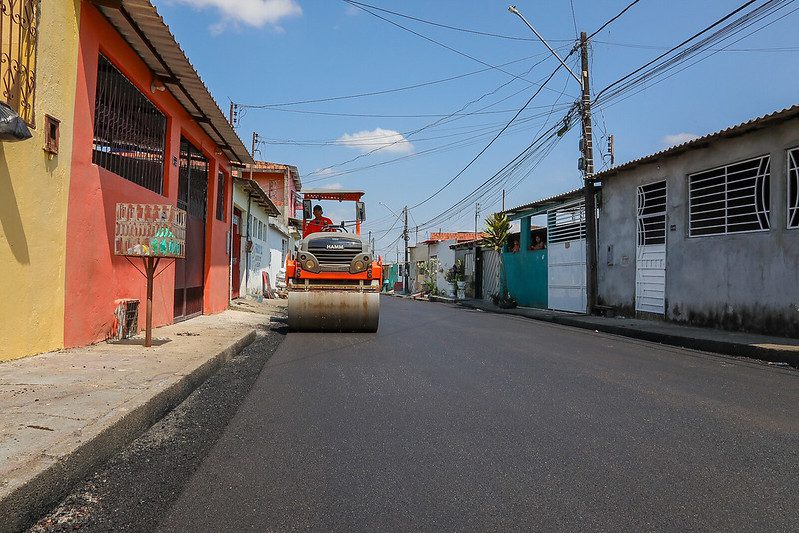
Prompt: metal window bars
<box><xmin>788</xmin><ymin>148</ymin><xmax>799</xmax><ymax>229</ymax></box>
<box><xmin>688</xmin><ymin>155</ymin><xmax>771</xmax><ymax>237</ymax></box>
<box><xmin>216</xmin><ymin>171</ymin><xmax>225</xmax><ymax>221</ymax></box>
<box><xmin>0</xmin><ymin>0</ymin><xmax>39</xmax><ymax>126</ymax></box>
<box><xmin>637</xmin><ymin>181</ymin><xmax>667</xmax><ymax>246</ymax></box>
<box><xmin>177</xmin><ymin>137</ymin><xmax>209</xmax><ymax>219</ymax></box>
<box><xmin>92</xmin><ymin>55</ymin><xmax>166</xmax><ymax>194</ymax></box>
<box><xmin>547</xmin><ymin>200</ymin><xmax>586</xmax><ymax>244</ymax></box>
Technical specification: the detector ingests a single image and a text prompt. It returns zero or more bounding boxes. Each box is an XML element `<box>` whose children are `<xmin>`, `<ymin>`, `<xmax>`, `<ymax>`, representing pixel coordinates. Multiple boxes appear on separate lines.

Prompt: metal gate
<box><xmin>481</xmin><ymin>249</ymin><xmax>500</xmax><ymax>301</ymax></box>
<box><xmin>547</xmin><ymin>200</ymin><xmax>587</xmax><ymax>313</ymax></box>
<box><xmin>174</xmin><ymin>137</ymin><xmax>208</xmax><ymax>320</ymax></box>
<box><xmin>636</xmin><ymin>180</ymin><xmax>667</xmax><ymax>314</ymax></box>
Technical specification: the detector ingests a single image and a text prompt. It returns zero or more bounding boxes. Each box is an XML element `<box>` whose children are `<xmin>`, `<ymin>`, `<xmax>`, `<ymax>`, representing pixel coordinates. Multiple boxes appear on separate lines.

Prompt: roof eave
<box><xmin>93</xmin><ymin>1</ymin><xmax>254</xmax><ymax>165</ymax></box>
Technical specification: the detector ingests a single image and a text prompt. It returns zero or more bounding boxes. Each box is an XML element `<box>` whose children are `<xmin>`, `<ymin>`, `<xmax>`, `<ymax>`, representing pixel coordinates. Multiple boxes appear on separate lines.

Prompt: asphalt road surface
<box><xmin>159</xmin><ymin>297</ymin><xmax>798</xmax><ymax>532</ymax></box>
<box><xmin>33</xmin><ymin>297</ymin><xmax>799</xmax><ymax>532</ymax></box>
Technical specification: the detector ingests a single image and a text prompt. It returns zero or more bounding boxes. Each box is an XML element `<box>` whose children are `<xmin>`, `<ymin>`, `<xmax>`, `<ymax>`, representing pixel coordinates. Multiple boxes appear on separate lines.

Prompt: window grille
<box><xmin>689</xmin><ymin>155</ymin><xmax>770</xmax><ymax>237</ymax></box>
<box><xmin>637</xmin><ymin>181</ymin><xmax>667</xmax><ymax>245</ymax></box>
<box><xmin>178</xmin><ymin>137</ymin><xmax>208</xmax><ymax>219</ymax></box>
<box><xmin>1</xmin><ymin>0</ymin><xmax>39</xmax><ymax>126</ymax></box>
<box><xmin>788</xmin><ymin>148</ymin><xmax>799</xmax><ymax>229</ymax></box>
<box><xmin>216</xmin><ymin>171</ymin><xmax>225</xmax><ymax>221</ymax></box>
<box><xmin>547</xmin><ymin>201</ymin><xmax>586</xmax><ymax>244</ymax></box>
<box><xmin>93</xmin><ymin>55</ymin><xmax>166</xmax><ymax>194</ymax></box>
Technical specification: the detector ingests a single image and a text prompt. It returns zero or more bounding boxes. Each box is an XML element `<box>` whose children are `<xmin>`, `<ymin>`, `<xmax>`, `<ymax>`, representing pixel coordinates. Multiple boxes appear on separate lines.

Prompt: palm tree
<box><xmin>483</xmin><ymin>212</ymin><xmax>511</xmax><ymax>299</ymax></box>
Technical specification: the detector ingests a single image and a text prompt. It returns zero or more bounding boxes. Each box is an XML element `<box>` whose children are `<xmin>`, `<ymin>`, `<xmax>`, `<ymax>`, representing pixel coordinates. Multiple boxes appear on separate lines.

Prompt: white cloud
<box><xmin>662</xmin><ymin>132</ymin><xmax>700</xmax><ymax>147</ymax></box>
<box><xmin>313</xmin><ymin>167</ymin><xmax>335</xmax><ymax>177</ymax></box>
<box><xmin>336</xmin><ymin>128</ymin><xmax>414</xmax><ymax>154</ymax></box>
<box><xmin>169</xmin><ymin>0</ymin><xmax>302</xmax><ymax>33</ymax></box>
<box><xmin>320</xmin><ymin>182</ymin><xmax>344</xmax><ymax>190</ymax></box>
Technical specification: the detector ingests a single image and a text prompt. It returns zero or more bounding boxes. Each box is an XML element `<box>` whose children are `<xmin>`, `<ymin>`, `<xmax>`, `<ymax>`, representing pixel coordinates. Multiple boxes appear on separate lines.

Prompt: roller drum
<box><xmin>288</xmin><ymin>291</ymin><xmax>380</xmax><ymax>332</ymax></box>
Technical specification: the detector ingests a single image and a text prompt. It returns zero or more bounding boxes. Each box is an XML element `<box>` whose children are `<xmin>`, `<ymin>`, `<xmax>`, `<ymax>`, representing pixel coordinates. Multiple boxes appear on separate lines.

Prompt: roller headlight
<box><xmin>305</xmin><ymin>260</ymin><xmax>315</xmax><ymax>269</ymax></box>
<box><xmin>354</xmin><ymin>260</ymin><xmax>364</xmax><ymax>270</ymax></box>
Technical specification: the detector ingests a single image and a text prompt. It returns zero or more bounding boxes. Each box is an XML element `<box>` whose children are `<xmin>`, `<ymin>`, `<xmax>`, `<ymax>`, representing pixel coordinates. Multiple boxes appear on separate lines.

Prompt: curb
<box><xmin>1</xmin><ymin>330</ymin><xmax>258</xmax><ymax>533</ymax></box>
<box><xmin>458</xmin><ymin>302</ymin><xmax>799</xmax><ymax>367</ymax></box>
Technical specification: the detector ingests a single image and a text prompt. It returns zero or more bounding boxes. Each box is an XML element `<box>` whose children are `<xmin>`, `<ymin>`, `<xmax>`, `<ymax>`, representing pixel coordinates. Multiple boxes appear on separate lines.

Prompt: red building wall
<box><xmin>64</xmin><ymin>2</ymin><xmax>232</xmax><ymax>348</ymax></box>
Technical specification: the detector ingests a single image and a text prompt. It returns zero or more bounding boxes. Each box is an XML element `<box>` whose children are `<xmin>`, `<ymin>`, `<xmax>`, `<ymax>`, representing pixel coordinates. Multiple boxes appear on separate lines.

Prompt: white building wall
<box><xmin>233</xmin><ymin>184</ymin><xmax>288</xmax><ymax>297</ymax></box>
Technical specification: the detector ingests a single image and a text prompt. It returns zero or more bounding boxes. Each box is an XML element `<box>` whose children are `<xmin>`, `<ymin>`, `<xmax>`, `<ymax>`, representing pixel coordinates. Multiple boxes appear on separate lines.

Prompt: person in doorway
<box><xmin>510</xmin><ymin>239</ymin><xmax>520</xmax><ymax>253</ymax></box>
<box><xmin>304</xmin><ymin>204</ymin><xmax>334</xmax><ymax>237</ymax></box>
<box><xmin>530</xmin><ymin>234</ymin><xmax>546</xmax><ymax>250</ymax></box>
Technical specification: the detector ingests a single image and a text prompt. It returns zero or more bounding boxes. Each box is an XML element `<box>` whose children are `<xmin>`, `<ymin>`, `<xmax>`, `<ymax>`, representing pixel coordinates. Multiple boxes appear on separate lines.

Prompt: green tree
<box><xmin>483</xmin><ymin>212</ymin><xmax>511</xmax><ymax>299</ymax></box>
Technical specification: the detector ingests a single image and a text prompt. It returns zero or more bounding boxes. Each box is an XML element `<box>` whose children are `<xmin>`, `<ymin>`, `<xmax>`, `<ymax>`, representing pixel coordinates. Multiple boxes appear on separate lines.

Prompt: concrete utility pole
<box><xmin>403</xmin><ymin>206</ymin><xmax>410</xmax><ymax>294</ymax></box>
<box><xmin>473</xmin><ymin>202</ymin><xmax>480</xmax><ymax>277</ymax></box>
<box><xmin>608</xmin><ymin>134</ymin><xmax>615</xmax><ymax>166</ymax></box>
<box><xmin>508</xmin><ymin>6</ymin><xmax>598</xmax><ymax>315</ymax></box>
<box><xmin>580</xmin><ymin>31</ymin><xmax>598</xmax><ymax>315</ymax></box>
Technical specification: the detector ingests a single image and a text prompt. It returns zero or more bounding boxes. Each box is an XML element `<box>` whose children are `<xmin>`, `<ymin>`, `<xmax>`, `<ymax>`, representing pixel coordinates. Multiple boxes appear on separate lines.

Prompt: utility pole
<box><xmin>403</xmin><ymin>206</ymin><xmax>410</xmax><ymax>294</ymax></box>
<box><xmin>580</xmin><ymin>31</ymin><xmax>598</xmax><ymax>315</ymax></box>
<box><xmin>508</xmin><ymin>7</ymin><xmax>598</xmax><ymax>315</ymax></box>
<box><xmin>608</xmin><ymin>134</ymin><xmax>615</xmax><ymax>166</ymax></box>
<box><xmin>473</xmin><ymin>202</ymin><xmax>481</xmax><ymax>281</ymax></box>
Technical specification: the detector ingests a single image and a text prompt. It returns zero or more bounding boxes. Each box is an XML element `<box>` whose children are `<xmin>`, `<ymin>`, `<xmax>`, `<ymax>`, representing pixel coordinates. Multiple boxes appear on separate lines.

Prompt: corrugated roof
<box><xmin>249</xmin><ymin>160</ymin><xmax>302</xmax><ymax>189</ymax></box>
<box><xmin>503</xmin><ymin>187</ymin><xmax>586</xmax><ymax>218</ymax></box>
<box><xmin>596</xmin><ymin>104</ymin><xmax>799</xmax><ymax>179</ymax></box>
<box><xmin>423</xmin><ymin>232</ymin><xmax>486</xmax><ymax>244</ymax></box>
<box><xmin>95</xmin><ymin>1</ymin><xmax>253</xmax><ymax>165</ymax></box>
<box><xmin>234</xmin><ymin>178</ymin><xmax>280</xmax><ymax>217</ymax></box>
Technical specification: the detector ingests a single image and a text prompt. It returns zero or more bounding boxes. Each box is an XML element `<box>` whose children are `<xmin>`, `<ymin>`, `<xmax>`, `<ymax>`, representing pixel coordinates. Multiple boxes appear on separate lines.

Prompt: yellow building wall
<box><xmin>0</xmin><ymin>1</ymin><xmax>81</xmax><ymax>361</ymax></box>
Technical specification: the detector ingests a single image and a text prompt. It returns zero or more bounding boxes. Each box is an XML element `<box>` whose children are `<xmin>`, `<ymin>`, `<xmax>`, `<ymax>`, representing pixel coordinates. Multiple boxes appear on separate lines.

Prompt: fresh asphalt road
<box><xmin>156</xmin><ymin>296</ymin><xmax>798</xmax><ymax>532</ymax></box>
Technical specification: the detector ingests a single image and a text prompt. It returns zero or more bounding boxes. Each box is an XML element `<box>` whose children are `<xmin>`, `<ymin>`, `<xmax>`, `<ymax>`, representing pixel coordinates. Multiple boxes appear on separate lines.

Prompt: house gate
<box><xmin>635</xmin><ymin>180</ymin><xmax>667</xmax><ymax>314</ymax></box>
<box><xmin>547</xmin><ymin>200</ymin><xmax>587</xmax><ymax>313</ymax></box>
<box><xmin>481</xmin><ymin>248</ymin><xmax>500</xmax><ymax>301</ymax></box>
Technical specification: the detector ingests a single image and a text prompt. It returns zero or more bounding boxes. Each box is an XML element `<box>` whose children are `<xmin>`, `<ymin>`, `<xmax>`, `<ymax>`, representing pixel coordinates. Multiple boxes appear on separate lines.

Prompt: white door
<box><xmin>481</xmin><ymin>249</ymin><xmax>500</xmax><ymax>301</ymax></box>
<box><xmin>635</xmin><ymin>181</ymin><xmax>667</xmax><ymax>314</ymax></box>
<box><xmin>547</xmin><ymin>201</ymin><xmax>587</xmax><ymax>313</ymax></box>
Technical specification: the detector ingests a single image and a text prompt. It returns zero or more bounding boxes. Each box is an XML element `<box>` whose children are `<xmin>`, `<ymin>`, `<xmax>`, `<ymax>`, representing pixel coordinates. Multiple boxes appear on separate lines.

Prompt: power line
<box><xmin>303</xmin><ymin>54</ymin><xmax>564</xmax><ymax>179</ymax></box>
<box><xmin>594</xmin><ymin>39</ymin><xmax>799</xmax><ymax>52</ymax></box>
<box><xmin>595</xmin><ymin>0</ymin><xmax>762</xmax><ymax>102</ymax></box>
<box><xmin>410</xmin><ymin>63</ymin><xmax>568</xmax><ymax>210</ymax></box>
<box><xmin>236</xmin><ymin>54</ymin><xmax>547</xmax><ymax>109</ymax></box>
<box><xmin>343</xmin><ymin>0</ymin><xmax>574</xmax><ymax>43</ymax></box>
<box><xmin>587</xmin><ymin>0</ymin><xmax>645</xmax><ymax>40</ymax></box>
<box><xmin>343</xmin><ymin>0</ymin><xmax>576</xmax><ymax>98</ymax></box>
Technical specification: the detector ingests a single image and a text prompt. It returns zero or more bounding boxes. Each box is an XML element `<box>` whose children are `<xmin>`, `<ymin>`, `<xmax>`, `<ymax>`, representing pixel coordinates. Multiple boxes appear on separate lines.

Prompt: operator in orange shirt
<box><xmin>304</xmin><ymin>204</ymin><xmax>334</xmax><ymax>238</ymax></box>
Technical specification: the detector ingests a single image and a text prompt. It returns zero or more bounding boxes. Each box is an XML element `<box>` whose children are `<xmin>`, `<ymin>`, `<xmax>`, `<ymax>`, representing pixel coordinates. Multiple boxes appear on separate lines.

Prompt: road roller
<box><xmin>285</xmin><ymin>190</ymin><xmax>382</xmax><ymax>332</ymax></box>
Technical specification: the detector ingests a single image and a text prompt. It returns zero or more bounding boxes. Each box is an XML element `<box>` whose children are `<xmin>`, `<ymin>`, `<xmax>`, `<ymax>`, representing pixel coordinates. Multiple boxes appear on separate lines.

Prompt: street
<box><xmin>35</xmin><ymin>296</ymin><xmax>797</xmax><ymax>532</ymax></box>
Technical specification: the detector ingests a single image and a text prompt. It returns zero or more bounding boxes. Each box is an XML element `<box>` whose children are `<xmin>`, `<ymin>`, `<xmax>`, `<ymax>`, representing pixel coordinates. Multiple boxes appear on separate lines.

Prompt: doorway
<box><xmin>174</xmin><ymin>137</ymin><xmax>208</xmax><ymax>320</ymax></box>
<box><xmin>635</xmin><ymin>180</ymin><xmax>667</xmax><ymax>314</ymax></box>
<box><xmin>232</xmin><ymin>207</ymin><xmax>242</xmax><ymax>299</ymax></box>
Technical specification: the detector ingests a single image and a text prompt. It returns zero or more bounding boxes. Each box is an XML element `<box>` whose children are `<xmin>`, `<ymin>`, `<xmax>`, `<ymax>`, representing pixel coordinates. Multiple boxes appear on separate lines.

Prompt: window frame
<box><xmin>787</xmin><ymin>147</ymin><xmax>799</xmax><ymax>230</ymax></box>
<box><xmin>687</xmin><ymin>154</ymin><xmax>771</xmax><ymax>238</ymax></box>
<box><xmin>0</xmin><ymin>0</ymin><xmax>40</xmax><ymax>127</ymax></box>
<box><xmin>92</xmin><ymin>54</ymin><xmax>167</xmax><ymax>195</ymax></box>
<box><xmin>215</xmin><ymin>171</ymin><xmax>226</xmax><ymax>222</ymax></box>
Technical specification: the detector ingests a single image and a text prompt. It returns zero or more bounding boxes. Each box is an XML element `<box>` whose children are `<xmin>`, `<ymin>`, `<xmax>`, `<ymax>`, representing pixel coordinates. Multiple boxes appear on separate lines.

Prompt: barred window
<box><xmin>547</xmin><ymin>201</ymin><xmax>586</xmax><ymax>244</ymax></box>
<box><xmin>688</xmin><ymin>155</ymin><xmax>770</xmax><ymax>237</ymax></box>
<box><xmin>215</xmin><ymin>171</ymin><xmax>226</xmax><ymax>221</ymax></box>
<box><xmin>637</xmin><ymin>181</ymin><xmax>667</xmax><ymax>245</ymax></box>
<box><xmin>178</xmin><ymin>137</ymin><xmax>208</xmax><ymax>219</ymax></box>
<box><xmin>788</xmin><ymin>148</ymin><xmax>799</xmax><ymax>229</ymax></box>
<box><xmin>93</xmin><ymin>55</ymin><xmax>166</xmax><ymax>194</ymax></box>
<box><xmin>1</xmin><ymin>0</ymin><xmax>39</xmax><ymax>126</ymax></box>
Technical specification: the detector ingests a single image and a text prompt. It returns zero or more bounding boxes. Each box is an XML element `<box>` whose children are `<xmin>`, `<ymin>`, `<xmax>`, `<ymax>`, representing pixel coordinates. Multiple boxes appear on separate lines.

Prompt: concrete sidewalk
<box><xmin>0</xmin><ymin>305</ymin><xmax>282</xmax><ymax>533</ymax></box>
<box><xmin>457</xmin><ymin>299</ymin><xmax>799</xmax><ymax>367</ymax></box>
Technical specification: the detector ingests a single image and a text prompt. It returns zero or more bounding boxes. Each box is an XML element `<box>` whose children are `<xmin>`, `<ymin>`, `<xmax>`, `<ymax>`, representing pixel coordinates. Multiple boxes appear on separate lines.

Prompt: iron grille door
<box><xmin>547</xmin><ymin>201</ymin><xmax>587</xmax><ymax>313</ymax></box>
<box><xmin>788</xmin><ymin>148</ymin><xmax>799</xmax><ymax>229</ymax></box>
<box><xmin>174</xmin><ymin>137</ymin><xmax>208</xmax><ymax>320</ymax></box>
<box><xmin>636</xmin><ymin>181</ymin><xmax>667</xmax><ymax>314</ymax></box>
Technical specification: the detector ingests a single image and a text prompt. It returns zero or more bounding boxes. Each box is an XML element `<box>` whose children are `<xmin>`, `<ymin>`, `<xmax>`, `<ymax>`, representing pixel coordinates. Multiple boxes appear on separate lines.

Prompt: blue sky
<box><xmin>155</xmin><ymin>0</ymin><xmax>798</xmax><ymax>253</ymax></box>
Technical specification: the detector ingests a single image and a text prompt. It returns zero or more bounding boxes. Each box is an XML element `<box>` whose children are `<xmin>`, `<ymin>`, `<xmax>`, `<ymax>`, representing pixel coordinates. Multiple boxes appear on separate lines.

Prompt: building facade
<box><xmin>0</xmin><ymin>1</ymin><xmax>82</xmax><ymax>361</ymax></box>
<box><xmin>1</xmin><ymin>1</ymin><xmax>253</xmax><ymax>360</ymax></box>
<box><xmin>597</xmin><ymin>106</ymin><xmax>799</xmax><ymax>337</ymax></box>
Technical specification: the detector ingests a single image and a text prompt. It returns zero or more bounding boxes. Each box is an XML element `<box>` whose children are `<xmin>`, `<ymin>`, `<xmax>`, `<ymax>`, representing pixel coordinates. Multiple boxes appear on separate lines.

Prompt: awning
<box><xmin>235</xmin><ymin>178</ymin><xmax>280</xmax><ymax>217</ymax></box>
<box><xmin>91</xmin><ymin>0</ymin><xmax>253</xmax><ymax>165</ymax></box>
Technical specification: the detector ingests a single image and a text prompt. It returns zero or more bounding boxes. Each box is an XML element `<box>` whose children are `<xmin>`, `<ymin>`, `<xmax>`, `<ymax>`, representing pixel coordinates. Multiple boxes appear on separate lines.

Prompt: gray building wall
<box><xmin>598</xmin><ymin>116</ymin><xmax>799</xmax><ymax>337</ymax></box>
